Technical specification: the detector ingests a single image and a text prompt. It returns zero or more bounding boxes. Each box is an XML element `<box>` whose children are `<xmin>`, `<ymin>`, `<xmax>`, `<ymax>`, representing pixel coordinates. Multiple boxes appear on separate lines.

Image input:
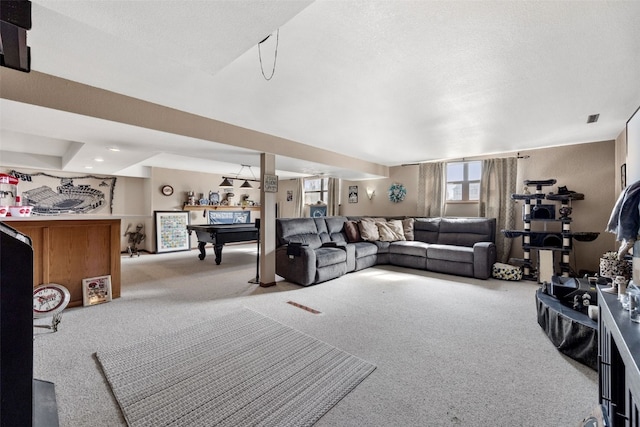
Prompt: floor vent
<box><xmin>287</xmin><ymin>301</ymin><xmax>321</xmax><ymax>314</ymax></box>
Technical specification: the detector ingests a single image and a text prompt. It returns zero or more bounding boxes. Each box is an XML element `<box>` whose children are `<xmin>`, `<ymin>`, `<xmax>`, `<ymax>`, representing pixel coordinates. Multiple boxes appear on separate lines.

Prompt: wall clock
<box><xmin>161</xmin><ymin>185</ymin><xmax>174</xmax><ymax>196</ymax></box>
<box><xmin>33</xmin><ymin>283</ymin><xmax>70</xmax><ymax>332</ymax></box>
<box><xmin>33</xmin><ymin>283</ymin><xmax>70</xmax><ymax>318</ymax></box>
<box><xmin>388</xmin><ymin>183</ymin><xmax>407</xmax><ymax>203</ymax></box>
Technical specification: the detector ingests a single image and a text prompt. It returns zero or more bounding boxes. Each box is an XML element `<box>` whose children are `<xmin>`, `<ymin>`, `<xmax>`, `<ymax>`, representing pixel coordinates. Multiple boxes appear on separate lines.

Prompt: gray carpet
<box><xmin>96</xmin><ymin>308</ymin><xmax>376</xmax><ymax>427</ymax></box>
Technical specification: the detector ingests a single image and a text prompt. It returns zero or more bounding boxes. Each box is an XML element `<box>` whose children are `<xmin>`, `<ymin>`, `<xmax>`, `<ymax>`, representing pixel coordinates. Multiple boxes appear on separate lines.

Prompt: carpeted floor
<box><xmin>33</xmin><ymin>244</ymin><xmax>598</xmax><ymax>426</ymax></box>
<box><xmin>96</xmin><ymin>308</ymin><xmax>375</xmax><ymax>427</ymax></box>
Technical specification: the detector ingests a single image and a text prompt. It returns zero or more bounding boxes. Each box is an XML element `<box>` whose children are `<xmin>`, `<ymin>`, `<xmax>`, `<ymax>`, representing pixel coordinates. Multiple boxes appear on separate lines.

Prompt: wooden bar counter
<box><xmin>2</xmin><ymin>216</ymin><xmax>121</xmax><ymax>308</ymax></box>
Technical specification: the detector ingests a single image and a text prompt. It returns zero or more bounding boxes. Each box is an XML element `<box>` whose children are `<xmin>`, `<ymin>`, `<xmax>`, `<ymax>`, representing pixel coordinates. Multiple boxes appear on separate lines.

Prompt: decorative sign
<box><xmin>208</xmin><ymin>210</ymin><xmax>251</xmax><ymax>224</ymax></box>
<box><xmin>310</xmin><ymin>204</ymin><xmax>327</xmax><ymax>217</ymax></box>
<box><xmin>348</xmin><ymin>185</ymin><xmax>358</xmax><ymax>203</ymax></box>
<box><xmin>263</xmin><ymin>174</ymin><xmax>278</xmax><ymax>193</ymax></box>
<box><xmin>82</xmin><ymin>275</ymin><xmax>112</xmax><ymax>306</ymax></box>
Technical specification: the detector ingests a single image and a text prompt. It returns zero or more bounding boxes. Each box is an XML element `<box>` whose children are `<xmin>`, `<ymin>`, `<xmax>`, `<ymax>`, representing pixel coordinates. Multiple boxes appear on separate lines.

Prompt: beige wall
<box><xmin>0</xmin><ymin>166</ymin><xmax>264</xmax><ymax>252</ymax></box>
<box><xmin>276</xmin><ymin>179</ymin><xmax>300</xmax><ymax>219</ymax></box>
<box><xmin>0</xmin><ymin>138</ymin><xmax>621</xmax><ymax>272</ymax></box>
<box><xmin>512</xmin><ymin>140</ymin><xmax>616</xmax><ymax>274</ymax></box>
<box><xmin>340</xmin><ymin>140</ymin><xmax>616</xmax><ymax>273</ymax></box>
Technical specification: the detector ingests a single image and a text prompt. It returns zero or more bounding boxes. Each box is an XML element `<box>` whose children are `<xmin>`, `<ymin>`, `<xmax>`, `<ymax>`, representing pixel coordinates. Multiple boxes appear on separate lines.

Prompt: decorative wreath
<box><xmin>388</xmin><ymin>183</ymin><xmax>407</xmax><ymax>203</ymax></box>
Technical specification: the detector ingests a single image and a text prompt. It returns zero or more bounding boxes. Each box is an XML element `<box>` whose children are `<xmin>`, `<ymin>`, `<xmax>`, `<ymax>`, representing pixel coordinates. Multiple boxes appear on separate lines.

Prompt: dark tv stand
<box><xmin>598</xmin><ymin>286</ymin><xmax>640</xmax><ymax>426</ymax></box>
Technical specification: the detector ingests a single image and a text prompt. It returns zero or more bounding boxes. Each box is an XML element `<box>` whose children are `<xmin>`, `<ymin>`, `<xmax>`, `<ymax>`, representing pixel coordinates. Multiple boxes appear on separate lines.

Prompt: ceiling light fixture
<box><xmin>219</xmin><ymin>177</ymin><xmax>233</xmax><ymax>188</ymax></box>
<box><xmin>107</xmin><ymin>146</ymin><xmax>120</xmax><ymax>152</ymax></box>
<box><xmin>220</xmin><ymin>165</ymin><xmax>259</xmax><ymax>189</ymax></box>
<box><xmin>258</xmin><ymin>29</ymin><xmax>279</xmax><ymax>81</ymax></box>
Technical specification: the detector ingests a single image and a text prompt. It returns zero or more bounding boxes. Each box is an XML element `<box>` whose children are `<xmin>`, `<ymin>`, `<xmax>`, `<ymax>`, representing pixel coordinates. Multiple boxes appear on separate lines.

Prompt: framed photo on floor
<box><xmin>154</xmin><ymin>210</ymin><xmax>190</xmax><ymax>253</ymax></box>
<box><xmin>82</xmin><ymin>275</ymin><xmax>112</xmax><ymax>306</ymax></box>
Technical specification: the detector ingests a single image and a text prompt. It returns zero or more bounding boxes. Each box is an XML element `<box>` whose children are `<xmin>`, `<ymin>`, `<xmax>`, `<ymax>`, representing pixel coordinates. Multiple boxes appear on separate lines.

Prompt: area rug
<box><xmin>96</xmin><ymin>309</ymin><xmax>376</xmax><ymax>427</ymax></box>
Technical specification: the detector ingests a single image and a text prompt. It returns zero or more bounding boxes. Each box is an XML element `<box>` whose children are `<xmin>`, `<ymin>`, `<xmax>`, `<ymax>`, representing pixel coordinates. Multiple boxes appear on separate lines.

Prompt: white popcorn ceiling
<box><xmin>1</xmin><ymin>0</ymin><xmax>639</xmax><ymax>179</ymax></box>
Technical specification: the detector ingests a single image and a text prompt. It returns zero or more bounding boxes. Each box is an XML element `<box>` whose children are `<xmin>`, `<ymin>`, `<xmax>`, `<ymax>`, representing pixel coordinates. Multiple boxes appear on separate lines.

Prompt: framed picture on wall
<box><xmin>348</xmin><ymin>185</ymin><xmax>358</xmax><ymax>203</ymax></box>
<box><xmin>154</xmin><ymin>210</ymin><xmax>190</xmax><ymax>253</ymax></box>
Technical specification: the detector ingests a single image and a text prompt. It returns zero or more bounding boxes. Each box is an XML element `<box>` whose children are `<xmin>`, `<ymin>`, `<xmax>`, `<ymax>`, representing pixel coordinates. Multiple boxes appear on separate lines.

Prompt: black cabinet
<box><xmin>598</xmin><ymin>286</ymin><xmax>640</xmax><ymax>426</ymax></box>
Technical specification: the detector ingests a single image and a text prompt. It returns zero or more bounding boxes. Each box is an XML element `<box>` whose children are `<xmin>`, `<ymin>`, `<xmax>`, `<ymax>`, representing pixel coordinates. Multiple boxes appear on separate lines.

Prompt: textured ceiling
<box><xmin>1</xmin><ymin>0</ymin><xmax>639</xmax><ymax>179</ymax></box>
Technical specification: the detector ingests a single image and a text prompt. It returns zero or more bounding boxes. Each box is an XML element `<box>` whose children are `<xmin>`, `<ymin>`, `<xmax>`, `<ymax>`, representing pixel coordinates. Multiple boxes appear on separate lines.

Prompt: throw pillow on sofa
<box><xmin>358</xmin><ymin>219</ymin><xmax>381</xmax><ymax>241</ymax></box>
<box><xmin>343</xmin><ymin>220</ymin><xmax>362</xmax><ymax>242</ymax></box>
<box><xmin>378</xmin><ymin>220</ymin><xmax>406</xmax><ymax>242</ymax></box>
<box><xmin>402</xmin><ymin>218</ymin><xmax>415</xmax><ymax>241</ymax></box>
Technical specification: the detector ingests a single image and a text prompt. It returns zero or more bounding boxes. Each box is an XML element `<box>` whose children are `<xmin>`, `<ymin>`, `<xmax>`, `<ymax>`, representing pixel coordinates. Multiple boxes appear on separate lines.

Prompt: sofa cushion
<box><xmin>414</xmin><ymin>218</ymin><xmax>441</xmax><ymax>243</ymax></box>
<box><xmin>378</xmin><ymin>220</ymin><xmax>406</xmax><ymax>242</ymax></box>
<box><xmin>372</xmin><ymin>240</ymin><xmax>391</xmax><ymax>254</ymax></box>
<box><xmin>352</xmin><ymin>241</ymin><xmax>378</xmax><ymax>258</ymax></box>
<box><xmin>325</xmin><ymin>216</ymin><xmax>349</xmax><ymax>243</ymax></box>
<box><xmin>343</xmin><ymin>220</ymin><xmax>362</xmax><ymax>243</ymax></box>
<box><xmin>359</xmin><ymin>220</ymin><xmax>380</xmax><ymax>241</ymax></box>
<box><xmin>437</xmin><ymin>218</ymin><xmax>495</xmax><ymax>247</ymax></box>
<box><xmin>389</xmin><ymin>241</ymin><xmax>429</xmax><ymax>257</ymax></box>
<box><xmin>427</xmin><ymin>244</ymin><xmax>474</xmax><ymax>263</ymax></box>
<box><xmin>276</xmin><ymin>218</ymin><xmax>317</xmax><ymax>245</ymax></box>
<box><xmin>314</xmin><ymin>218</ymin><xmax>332</xmax><ymax>244</ymax></box>
<box><xmin>315</xmin><ymin>247</ymin><xmax>347</xmax><ymax>268</ymax></box>
<box><xmin>402</xmin><ymin>218</ymin><xmax>415</xmax><ymax>241</ymax></box>
<box><xmin>287</xmin><ymin>234</ymin><xmax>323</xmax><ymax>249</ymax></box>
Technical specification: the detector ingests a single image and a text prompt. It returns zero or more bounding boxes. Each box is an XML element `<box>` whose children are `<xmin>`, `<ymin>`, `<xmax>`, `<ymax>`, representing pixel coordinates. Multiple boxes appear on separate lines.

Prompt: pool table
<box><xmin>186</xmin><ymin>223</ymin><xmax>258</xmax><ymax>264</ymax></box>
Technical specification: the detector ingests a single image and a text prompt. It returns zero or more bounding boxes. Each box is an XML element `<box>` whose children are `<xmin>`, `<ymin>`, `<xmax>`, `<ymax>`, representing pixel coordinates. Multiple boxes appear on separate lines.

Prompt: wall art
<box><xmin>348</xmin><ymin>185</ymin><xmax>358</xmax><ymax>203</ymax></box>
<box><xmin>155</xmin><ymin>211</ymin><xmax>190</xmax><ymax>253</ymax></box>
<box><xmin>388</xmin><ymin>183</ymin><xmax>407</xmax><ymax>203</ymax></box>
<box><xmin>10</xmin><ymin>169</ymin><xmax>116</xmax><ymax>215</ymax></box>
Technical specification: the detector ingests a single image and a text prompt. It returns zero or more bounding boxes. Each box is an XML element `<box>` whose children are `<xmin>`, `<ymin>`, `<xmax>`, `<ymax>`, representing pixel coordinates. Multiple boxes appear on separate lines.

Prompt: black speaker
<box><xmin>255</xmin><ymin>218</ymin><xmax>260</xmax><ymax>230</ymax></box>
<box><xmin>525</xmin><ymin>204</ymin><xmax>556</xmax><ymax>220</ymax></box>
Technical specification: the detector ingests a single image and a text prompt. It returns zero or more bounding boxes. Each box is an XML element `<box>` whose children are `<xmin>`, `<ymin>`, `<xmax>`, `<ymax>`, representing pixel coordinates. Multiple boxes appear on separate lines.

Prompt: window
<box><xmin>446</xmin><ymin>161</ymin><xmax>481</xmax><ymax>201</ymax></box>
<box><xmin>304</xmin><ymin>177</ymin><xmax>329</xmax><ymax>205</ymax></box>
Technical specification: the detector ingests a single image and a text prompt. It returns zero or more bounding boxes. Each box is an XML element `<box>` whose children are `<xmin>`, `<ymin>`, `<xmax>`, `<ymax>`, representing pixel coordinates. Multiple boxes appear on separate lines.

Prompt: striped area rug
<box><xmin>96</xmin><ymin>309</ymin><xmax>375</xmax><ymax>427</ymax></box>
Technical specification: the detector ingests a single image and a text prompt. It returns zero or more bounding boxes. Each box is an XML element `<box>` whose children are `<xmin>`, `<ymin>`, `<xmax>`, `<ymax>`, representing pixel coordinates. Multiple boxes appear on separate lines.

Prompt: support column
<box><xmin>259</xmin><ymin>153</ymin><xmax>277</xmax><ymax>287</ymax></box>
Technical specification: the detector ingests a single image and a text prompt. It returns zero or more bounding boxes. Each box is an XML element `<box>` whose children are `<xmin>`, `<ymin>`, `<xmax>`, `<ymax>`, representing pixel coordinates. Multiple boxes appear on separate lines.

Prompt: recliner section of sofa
<box><xmin>275</xmin><ymin>216</ymin><xmax>496</xmax><ymax>286</ymax></box>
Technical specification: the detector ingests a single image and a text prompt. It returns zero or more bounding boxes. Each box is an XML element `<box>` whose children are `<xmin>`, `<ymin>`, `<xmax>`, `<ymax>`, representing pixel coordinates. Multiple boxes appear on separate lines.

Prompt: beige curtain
<box><xmin>292</xmin><ymin>178</ymin><xmax>305</xmax><ymax>217</ymax></box>
<box><xmin>479</xmin><ymin>157</ymin><xmax>518</xmax><ymax>263</ymax></box>
<box><xmin>327</xmin><ymin>178</ymin><xmax>340</xmax><ymax>216</ymax></box>
<box><xmin>417</xmin><ymin>162</ymin><xmax>444</xmax><ymax>217</ymax></box>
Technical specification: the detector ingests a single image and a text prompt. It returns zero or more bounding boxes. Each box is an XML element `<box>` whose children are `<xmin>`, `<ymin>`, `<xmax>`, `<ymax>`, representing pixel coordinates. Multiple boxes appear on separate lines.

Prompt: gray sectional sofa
<box><xmin>275</xmin><ymin>216</ymin><xmax>497</xmax><ymax>286</ymax></box>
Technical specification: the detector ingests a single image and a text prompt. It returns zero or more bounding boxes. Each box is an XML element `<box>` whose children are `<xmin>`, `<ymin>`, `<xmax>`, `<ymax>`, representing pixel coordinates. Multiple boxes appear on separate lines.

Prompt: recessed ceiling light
<box><xmin>85</xmin><ymin>165</ymin><xmax>93</xmax><ymax>169</ymax></box>
<box><xmin>107</xmin><ymin>146</ymin><xmax>120</xmax><ymax>152</ymax></box>
<box><xmin>587</xmin><ymin>114</ymin><xmax>600</xmax><ymax>123</ymax></box>
<box><xmin>94</xmin><ymin>157</ymin><xmax>104</xmax><ymax>162</ymax></box>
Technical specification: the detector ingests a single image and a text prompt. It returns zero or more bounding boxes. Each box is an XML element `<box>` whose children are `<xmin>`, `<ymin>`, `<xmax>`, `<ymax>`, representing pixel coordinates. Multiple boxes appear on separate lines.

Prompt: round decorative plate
<box><xmin>388</xmin><ymin>183</ymin><xmax>407</xmax><ymax>203</ymax></box>
<box><xmin>161</xmin><ymin>185</ymin><xmax>174</xmax><ymax>196</ymax></box>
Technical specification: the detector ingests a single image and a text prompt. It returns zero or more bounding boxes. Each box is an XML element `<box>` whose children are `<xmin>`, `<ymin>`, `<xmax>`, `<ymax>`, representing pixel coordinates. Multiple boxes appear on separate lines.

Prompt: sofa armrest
<box><xmin>276</xmin><ymin>245</ymin><xmax>317</xmax><ymax>286</ymax></box>
<box><xmin>473</xmin><ymin>242</ymin><xmax>497</xmax><ymax>279</ymax></box>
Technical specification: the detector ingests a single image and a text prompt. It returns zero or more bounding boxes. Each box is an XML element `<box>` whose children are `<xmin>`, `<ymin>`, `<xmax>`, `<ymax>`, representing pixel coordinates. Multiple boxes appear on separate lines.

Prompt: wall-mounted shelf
<box><xmin>183</xmin><ymin>205</ymin><xmax>260</xmax><ymax>211</ymax></box>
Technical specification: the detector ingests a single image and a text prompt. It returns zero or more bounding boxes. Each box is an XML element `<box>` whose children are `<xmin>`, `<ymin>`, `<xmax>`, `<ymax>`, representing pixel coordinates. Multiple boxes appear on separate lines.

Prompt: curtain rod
<box><xmin>402</xmin><ymin>153</ymin><xmax>529</xmax><ymax>166</ymax></box>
